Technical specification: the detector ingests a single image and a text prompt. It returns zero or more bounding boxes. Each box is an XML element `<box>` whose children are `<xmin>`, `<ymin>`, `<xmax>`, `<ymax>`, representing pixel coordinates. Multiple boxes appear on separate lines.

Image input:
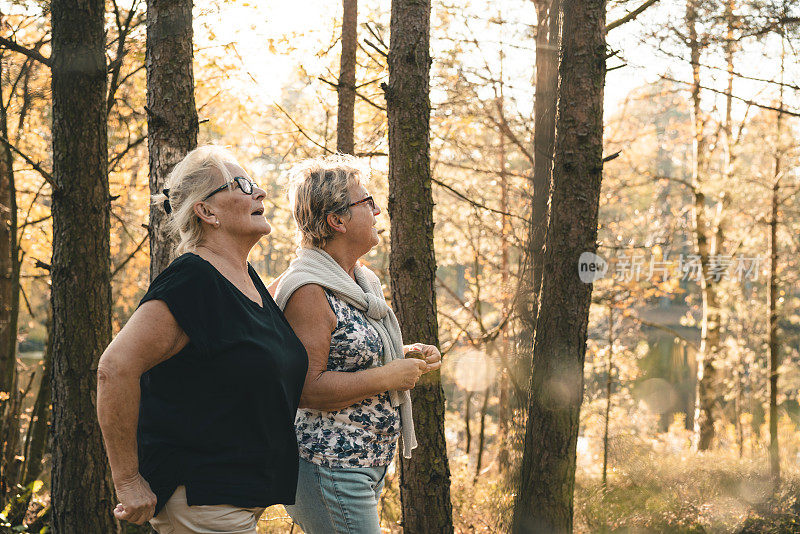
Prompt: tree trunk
<box><xmin>337</xmin><ymin>0</ymin><xmax>357</xmax><ymax>155</ymax></box>
<box><xmin>51</xmin><ymin>0</ymin><xmax>117</xmax><ymax>530</ymax></box>
<box><xmin>6</xmin><ymin>315</ymin><xmax>52</xmax><ymax>525</ymax></box>
<box><xmin>523</xmin><ymin>0</ymin><xmax>559</xmax><ymax>324</ymax></box>
<box><xmin>0</xmin><ymin>49</ymin><xmax>21</xmax><ymax>508</ymax></box>
<box><xmin>512</xmin><ymin>0</ymin><xmax>606</xmax><ymax>530</ymax></box>
<box><xmin>768</xmin><ymin>37</ymin><xmax>784</xmax><ymax>485</ymax></box>
<box><xmin>517</xmin><ymin>0</ymin><xmax>560</xmax><ymax>424</ymax></box>
<box><xmin>474</xmin><ymin>385</ymin><xmax>490</xmax><ymax>481</ymax></box>
<box><xmin>0</xmin><ymin>50</ymin><xmax>19</xmax><ymax>406</ymax></box>
<box><xmin>464</xmin><ymin>390</ymin><xmax>472</xmax><ymax>455</ymax></box>
<box><xmin>602</xmin><ymin>305</ymin><xmax>613</xmax><ymax>489</ymax></box>
<box><xmin>386</xmin><ymin>0</ymin><xmax>453</xmax><ymax>532</ymax></box>
<box><xmin>497</xmin><ymin>99</ymin><xmax>512</xmax><ymax>472</ymax></box>
<box><xmin>687</xmin><ymin>0</ymin><xmax>724</xmax><ymax>452</ymax></box>
<box><xmin>23</xmin><ymin>318</ymin><xmax>51</xmax><ymax>486</ymax></box>
<box><xmin>768</xmin><ymin>173</ymin><xmax>779</xmax><ymax>484</ymax></box>
<box><xmin>147</xmin><ymin>0</ymin><xmax>198</xmax><ymax>278</ymax></box>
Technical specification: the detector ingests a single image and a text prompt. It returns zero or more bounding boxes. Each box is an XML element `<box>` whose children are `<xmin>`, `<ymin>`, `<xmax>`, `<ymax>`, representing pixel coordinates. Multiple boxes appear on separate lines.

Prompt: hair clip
<box><xmin>162</xmin><ymin>188</ymin><xmax>172</xmax><ymax>214</ymax></box>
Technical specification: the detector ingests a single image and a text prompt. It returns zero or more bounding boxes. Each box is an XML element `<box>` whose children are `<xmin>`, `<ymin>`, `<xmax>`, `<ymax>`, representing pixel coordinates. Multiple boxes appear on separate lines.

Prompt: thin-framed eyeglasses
<box><xmin>347</xmin><ymin>195</ymin><xmax>376</xmax><ymax>211</ymax></box>
<box><xmin>203</xmin><ymin>176</ymin><xmax>257</xmax><ymax>201</ymax></box>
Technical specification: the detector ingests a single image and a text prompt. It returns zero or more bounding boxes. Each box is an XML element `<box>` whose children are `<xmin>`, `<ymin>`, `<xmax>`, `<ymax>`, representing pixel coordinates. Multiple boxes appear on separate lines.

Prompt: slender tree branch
<box><xmin>0</xmin><ymin>37</ymin><xmax>52</xmax><ymax>67</ymax></box>
<box><xmin>606</xmin><ymin>0</ymin><xmax>660</xmax><ymax>32</ymax></box>
<box><xmin>273</xmin><ymin>103</ymin><xmax>334</xmax><ymax>154</ymax></box>
<box><xmin>109</xmin><ymin>134</ymin><xmax>147</xmax><ymax>170</ymax></box>
<box><xmin>318</xmin><ymin>76</ymin><xmax>386</xmax><ymax>111</ymax></box>
<box><xmin>17</xmin><ymin>214</ymin><xmax>51</xmax><ymax>231</ymax></box>
<box><xmin>111</xmin><ymin>234</ymin><xmax>148</xmax><ymax>278</ymax></box>
<box><xmin>18</xmin><ymin>281</ymin><xmax>35</xmax><ymax>319</ymax></box>
<box><xmin>432</xmin><ymin>158</ymin><xmax>529</xmax><ymax>179</ymax></box>
<box><xmin>363</xmin><ymin>39</ymin><xmax>387</xmax><ymax>58</ymax></box>
<box><xmin>0</xmin><ymin>135</ymin><xmax>56</xmax><ymax>189</ymax></box>
<box><xmin>660</xmin><ymin>74</ymin><xmax>800</xmax><ymax>118</ymax></box>
<box><xmin>431</xmin><ymin>177</ymin><xmax>528</xmax><ymax>223</ymax></box>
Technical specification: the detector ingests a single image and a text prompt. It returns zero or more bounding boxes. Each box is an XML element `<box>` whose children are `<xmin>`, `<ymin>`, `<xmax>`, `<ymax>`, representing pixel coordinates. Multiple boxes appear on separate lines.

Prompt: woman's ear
<box><xmin>326</xmin><ymin>212</ymin><xmax>347</xmax><ymax>235</ymax></box>
<box><xmin>193</xmin><ymin>201</ymin><xmax>218</xmax><ymax>227</ymax></box>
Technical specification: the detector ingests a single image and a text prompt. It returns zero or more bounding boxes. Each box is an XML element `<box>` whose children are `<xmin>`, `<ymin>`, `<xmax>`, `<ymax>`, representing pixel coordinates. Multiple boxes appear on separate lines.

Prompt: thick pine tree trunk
<box><xmin>337</xmin><ymin>0</ymin><xmax>357</xmax><ymax>155</ymax></box>
<box><xmin>50</xmin><ymin>0</ymin><xmax>117</xmax><ymax>530</ymax></box>
<box><xmin>512</xmin><ymin>0</ymin><xmax>606</xmax><ymax>530</ymax></box>
<box><xmin>147</xmin><ymin>0</ymin><xmax>198</xmax><ymax>278</ymax></box>
<box><xmin>386</xmin><ymin>1</ymin><xmax>453</xmax><ymax>532</ymax></box>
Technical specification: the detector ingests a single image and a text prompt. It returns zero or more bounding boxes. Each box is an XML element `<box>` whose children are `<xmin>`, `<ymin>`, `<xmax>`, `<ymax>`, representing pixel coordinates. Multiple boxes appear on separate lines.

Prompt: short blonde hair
<box><xmin>286</xmin><ymin>154</ymin><xmax>369</xmax><ymax>248</ymax></box>
<box><xmin>151</xmin><ymin>145</ymin><xmax>240</xmax><ymax>257</ymax></box>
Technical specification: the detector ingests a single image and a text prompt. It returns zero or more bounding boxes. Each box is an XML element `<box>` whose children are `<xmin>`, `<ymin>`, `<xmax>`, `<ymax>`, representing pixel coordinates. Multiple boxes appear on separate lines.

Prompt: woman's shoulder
<box><xmin>145</xmin><ymin>253</ymin><xmax>217</xmax><ymax>297</ymax></box>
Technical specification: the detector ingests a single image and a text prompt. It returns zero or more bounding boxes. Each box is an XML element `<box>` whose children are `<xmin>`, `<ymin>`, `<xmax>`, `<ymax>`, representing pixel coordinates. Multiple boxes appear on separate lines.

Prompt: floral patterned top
<box><xmin>294</xmin><ymin>290</ymin><xmax>401</xmax><ymax>468</ymax></box>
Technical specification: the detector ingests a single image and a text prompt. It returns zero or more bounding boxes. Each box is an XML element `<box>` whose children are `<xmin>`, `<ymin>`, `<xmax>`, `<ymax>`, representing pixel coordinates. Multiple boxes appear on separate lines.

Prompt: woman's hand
<box><xmin>382</xmin><ymin>358</ymin><xmax>428</xmax><ymax>391</ymax></box>
<box><xmin>404</xmin><ymin>343</ymin><xmax>442</xmax><ymax>374</ymax></box>
<box><xmin>113</xmin><ymin>473</ymin><xmax>157</xmax><ymax>525</ymax></box>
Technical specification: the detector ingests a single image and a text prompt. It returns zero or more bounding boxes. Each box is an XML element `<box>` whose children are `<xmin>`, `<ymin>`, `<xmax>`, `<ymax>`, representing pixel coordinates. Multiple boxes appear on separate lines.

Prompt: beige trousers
<box><xmin>149</xmin><ymin>486</ymin><xmax>265</xmax><ymax>534</ymax></box>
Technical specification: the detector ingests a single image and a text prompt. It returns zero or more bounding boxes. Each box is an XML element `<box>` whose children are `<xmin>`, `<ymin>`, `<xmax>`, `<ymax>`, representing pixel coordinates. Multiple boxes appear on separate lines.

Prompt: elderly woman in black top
<box><xmin>96</xmin><ymin>145</ymin><xmax>308</xmax><ymax>532</ymax></box>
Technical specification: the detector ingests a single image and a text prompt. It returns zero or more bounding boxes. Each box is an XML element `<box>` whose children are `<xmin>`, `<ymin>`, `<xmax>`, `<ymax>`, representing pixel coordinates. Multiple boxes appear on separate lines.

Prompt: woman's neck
<box><xmin>195</xmin><ymin>236</ymin><xmax>252</xmax><ymax>275</ymax></box>
<box><xmin>320</xmin><ymin>242</ymin><xmax>359</xmax><ymax>280</ymax></box>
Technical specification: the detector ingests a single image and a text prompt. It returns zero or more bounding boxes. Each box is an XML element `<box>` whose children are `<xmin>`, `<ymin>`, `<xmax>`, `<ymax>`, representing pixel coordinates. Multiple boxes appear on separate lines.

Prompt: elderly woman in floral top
<box><xmin>270</xmin><ymin>154</ymin><xmax>441</xmax><ymax>534</ymax></box>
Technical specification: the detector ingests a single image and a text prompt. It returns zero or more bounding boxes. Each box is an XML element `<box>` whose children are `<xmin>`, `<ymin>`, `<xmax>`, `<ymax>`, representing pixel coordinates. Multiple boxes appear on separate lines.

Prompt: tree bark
<box><xmin>517</xmin><ymin>0</ymin><xmax>560</xmax><ymax>424</ymax></box>
<box><xmin>23</xmin><ymin>322</ymin><xmax>51</xmax><ymax>486</ymax></box>
<box><xmin>474</xmin><ymin>385</ymin><xmax>490</xmax><ymax>480</ymax></box>
<box><xmin>768</xmin><ymin>36</ymin><xmax>784</xmax><ymax>485</ymax></box>
<box><xmin>512</xmin><ymin>0</ymin><xmax>606</xmax><ymax>530</ymax></box>
<box><xmin>687</xmin><ymin>0</ymin><xmax>724</xmax><ymax>451</ymax></box>
<box><xmin>602</xmin><ymin>305</ymin><xmax>613</xmax><ymax>489</ymax></box>
<box><xmin>522</xmin><ymin>0</ymin><xmax>560</xmax><ymax>327</ymax></box>
<box><xmin>50</xmin><ymin>0</ymin><xmax>117</xmax><ymax>530</ymax></box>
<box><xmin>337</xmin><ymin>0</ymin><xmax>357</xmax><ymax>155</ymax></box>
<box><xmin>386</xmin><ymin>1</ymin><xmax>453</xmax><ymax>532</ymax></box>
<box><xmin>0</xmin><ymin>49</ymin><xmax>21</xmax><ymax>508</ymax></box>
<box><xmin>147</xmin><ymin>0</ymin><xmax>198</xmax><ymax>278</ymax></box>
<box><xmin>0</xmin><ymin>50</ymin><xmax>19</xmax><ymax>405</ymax></box>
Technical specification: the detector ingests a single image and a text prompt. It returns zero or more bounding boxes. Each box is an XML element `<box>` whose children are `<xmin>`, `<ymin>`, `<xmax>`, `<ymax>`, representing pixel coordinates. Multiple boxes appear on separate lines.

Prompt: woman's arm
<box><xmin>283</xmin><ymin>284</ymin><xmax>428</xmax><ymax>412</ymax></box>
<box><xmin>96</xmin><ymin>300</ymin><xmax>189</xmax><ymax>525</ymax></box>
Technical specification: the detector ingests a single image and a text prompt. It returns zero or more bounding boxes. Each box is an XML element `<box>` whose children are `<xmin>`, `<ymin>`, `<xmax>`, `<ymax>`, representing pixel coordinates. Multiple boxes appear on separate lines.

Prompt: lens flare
<box><xmin>452</xmin><ymin>350</ymin><xmax>496</xmax><ymax>392</ymax></box>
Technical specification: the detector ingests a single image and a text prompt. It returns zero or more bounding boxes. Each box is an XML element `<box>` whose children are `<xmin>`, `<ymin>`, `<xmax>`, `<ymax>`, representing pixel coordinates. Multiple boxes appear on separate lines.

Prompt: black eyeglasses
<box><xmin>203</xmin><ymin>176</ymin><xmax>257</xmax><ymax>201</ymax></box>
<box><xmin>347</xmin><ymin>195</ymin><xmax>376</xmax><ymax>211</ymax></box>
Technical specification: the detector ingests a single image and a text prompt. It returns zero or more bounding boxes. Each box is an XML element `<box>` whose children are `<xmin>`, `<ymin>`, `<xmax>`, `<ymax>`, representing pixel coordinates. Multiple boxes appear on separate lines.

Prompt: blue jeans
<box><xmin>285</xmin><ymin>457</ymin><xmax>388</xmax><ymax>534</ymax></box>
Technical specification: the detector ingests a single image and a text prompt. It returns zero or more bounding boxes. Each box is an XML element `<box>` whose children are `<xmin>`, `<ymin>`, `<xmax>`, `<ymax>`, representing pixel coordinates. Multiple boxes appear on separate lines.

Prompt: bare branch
<box><xmin>318</xmin><ymin>77</ymin><xmax>386</xmax><ymax>111</ymax></box>
<box><xmin>606</xmin><ymin>0</ymin><xmax>660</xmax><ymax>32</ymax></box>
<box><xmin>0</xmin><ymin>135</ymin><xmax>56</xmax><ymax>189</ymax></box>
<box><xmin>112</xmin><ymin>234</ymin><xmax>148</xmax><ymax>278</ymax></box>
<box><xmin>660</xmin><ymin>74</ymin><xmax>800</xmax><ymax>118</ymax></box>
<box><xmin>431</xmin><ymin>176</ymin><xmax>528</xmax><ymax>223</ymax></box>
<box><xmin>109</xmin><ymin>134</ymin><xmax>147</xmax><ymax>171</ymax></box>
<box><xmin>0</xmin><ymin>37</ymin><xmax>52</xmax><ymax>68</ymax></box>
<box><xmin>363</xmin><ymin>39</ymin><xmax>387</xmax><ymax>58</ymax></box>
<box><xmin>273</xmin><ymin>103</ymin><xmax>334</xmax><ymax>154</ymax></box>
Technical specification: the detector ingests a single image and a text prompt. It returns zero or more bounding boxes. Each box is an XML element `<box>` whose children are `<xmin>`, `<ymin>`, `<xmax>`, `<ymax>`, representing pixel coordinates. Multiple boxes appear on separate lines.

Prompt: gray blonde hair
<box><xmin>151</xmin><ymin>145</ymin><xmax>239</xmax><ymax>257</ymax></box>
<box><xmin>286</xmin><ymin>153</ymin><xmax>369</xmax><ymax>249</ymax></box>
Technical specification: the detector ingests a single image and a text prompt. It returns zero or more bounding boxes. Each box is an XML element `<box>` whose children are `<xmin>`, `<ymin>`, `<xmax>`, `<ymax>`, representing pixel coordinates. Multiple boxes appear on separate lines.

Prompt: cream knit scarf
<box><xmin>274</xmin><ymin>247</ymin><xmax>417</xmax><ymax>458</ymax></box>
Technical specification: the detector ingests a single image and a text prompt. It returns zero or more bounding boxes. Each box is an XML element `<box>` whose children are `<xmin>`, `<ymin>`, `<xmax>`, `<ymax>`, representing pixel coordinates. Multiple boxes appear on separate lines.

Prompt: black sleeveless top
<box><xmin>136</xmin><ymin>253</ymin><xmax>308</xmax><ymax>514</ymax></box>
